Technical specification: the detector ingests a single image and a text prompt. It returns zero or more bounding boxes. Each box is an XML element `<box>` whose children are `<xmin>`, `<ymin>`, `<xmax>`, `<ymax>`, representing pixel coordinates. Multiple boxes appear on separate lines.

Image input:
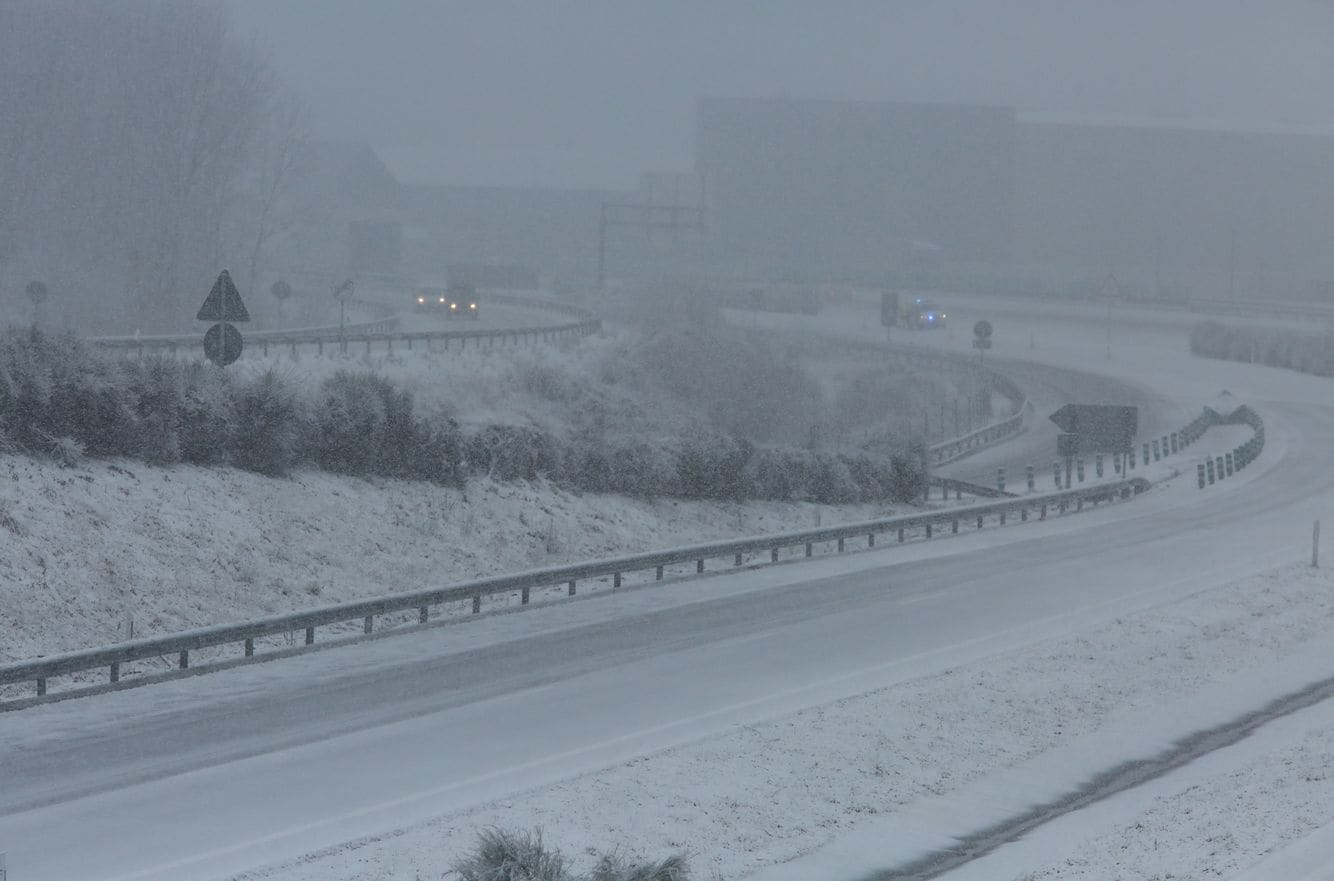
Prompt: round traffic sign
<box><xmin>270</xmin><ymin>280</ymin><xmax>292</xmax><ymax>301</ymax></box>
<box><xmin>973</xmin><ymin>320</ymin><xmax>993</xmax><ymax>339</ymax></box>
<box><xmin>26</xmin><ymin>281</ymin><xmax>48</xmax><ymax>303</ymax></box>
<box><xmin>203</xmin><ymin>322</ymin><xmax>243</xmax><ymax>366</ymax></box>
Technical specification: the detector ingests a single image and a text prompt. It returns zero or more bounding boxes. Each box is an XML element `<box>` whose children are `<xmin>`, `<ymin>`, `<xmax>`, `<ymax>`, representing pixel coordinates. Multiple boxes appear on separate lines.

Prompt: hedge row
<box><xmin>1190</xmin><ymin>320</ymin><xmax>1334</xmax><ymax>377</ymax></box>
<box><xmin>0</xmin><ymin>328</ymin><xmax>928</xmax><ymax>503</ymax></box>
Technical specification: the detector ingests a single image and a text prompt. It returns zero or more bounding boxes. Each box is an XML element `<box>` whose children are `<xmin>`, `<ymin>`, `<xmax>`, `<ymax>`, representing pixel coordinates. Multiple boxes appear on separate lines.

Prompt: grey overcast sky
<box><xmin>227</xmin><ymin>1</ymin><xmax>1334</xmax><ymax>190</ymax></box>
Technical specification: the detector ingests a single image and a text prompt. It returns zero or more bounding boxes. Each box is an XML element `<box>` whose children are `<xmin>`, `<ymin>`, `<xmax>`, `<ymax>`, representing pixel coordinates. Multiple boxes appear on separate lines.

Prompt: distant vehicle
<box><xmin>445</xmin><ymin>281</ymin><xmax>480</xmax><ymax>319</ymax></box>
<box><xmin>413</xmin><ymin>288</ymin><xmax>449</xmax><ymax>313</ymax></box>
<box><xmin>881</xmin><ymin>292</ymin><xmax>947</xmax><ymax>329</ymax></box>
<box><xmin>413</xmin><ymin>282</ymin><xmax>480</xmax><ymax>318</ymax></box>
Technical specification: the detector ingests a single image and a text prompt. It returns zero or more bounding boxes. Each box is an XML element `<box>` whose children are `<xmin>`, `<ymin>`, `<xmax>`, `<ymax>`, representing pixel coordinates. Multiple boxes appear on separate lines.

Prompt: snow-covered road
<box><xmin>3</xmin><ymin>295</ymin><xmax>1328</xmax><ymax>881</ymax></box>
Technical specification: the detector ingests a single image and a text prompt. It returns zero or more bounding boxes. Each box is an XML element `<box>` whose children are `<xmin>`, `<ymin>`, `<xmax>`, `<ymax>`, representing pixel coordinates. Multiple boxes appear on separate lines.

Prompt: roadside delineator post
<box><xmin>1142</xmin><ymin>442</ymin><xmax>1150</xmax><ymax>466</ymax></box>
<box><xmin>1152</xmin><ymin>439</ymin><xmax>1160</xmax><ymax>461</ymax></box>
<box><xmin>1207</xmin><ymin>458</ymin><xmax>1216</xmax><ymax>484</ymax></box>
<box><xmin>1026</xmin><ymin>465</ymin><xmax>1035</xmax><ymax>493</ymax></box>
<box><xmin>1076</xmin><ymin>459</ymin><xmax>1085</xmax><ymax>483</ymax></box>
<box><xmin>1171</xmin><ymin>433</ymin><xmax>1179</xmax><ymax>454</ymax></box>
<box><xmin>997</xmin><ymin>467</ymin><xmax>1005</xmax><ymax>493</ymax></box>
<box><xmin>1226</xmin><ymin>451</ymin><xmax>1234</xmax><ymax>477</ymax></box>
<box><xmin>1197</xmin><ymin>462</ymin><xmax>1206</xmax><ymax>489</ymax></box>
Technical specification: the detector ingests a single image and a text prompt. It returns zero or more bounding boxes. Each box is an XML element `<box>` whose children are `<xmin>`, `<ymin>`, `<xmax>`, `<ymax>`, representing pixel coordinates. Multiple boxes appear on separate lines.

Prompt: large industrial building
<box><xmin>694</xmin><ymin>97</ymin><xmax>1334</xmax><ymax>299</ymax></box>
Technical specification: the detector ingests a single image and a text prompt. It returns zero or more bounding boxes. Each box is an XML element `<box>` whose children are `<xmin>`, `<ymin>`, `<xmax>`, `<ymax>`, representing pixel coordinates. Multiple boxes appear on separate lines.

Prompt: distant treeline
<box><xmin>1190</xmin><ymin>321</ymin><xmax>1334</xmax><ymax>377</ymax></box>
<box><xmin>0</xmin><ymin>329</ymin><xmax>927</xmax><ymax>504</ymax></box>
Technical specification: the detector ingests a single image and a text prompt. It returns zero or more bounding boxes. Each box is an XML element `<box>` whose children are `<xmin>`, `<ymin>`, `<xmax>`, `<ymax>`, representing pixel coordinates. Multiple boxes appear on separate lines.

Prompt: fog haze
<box><xmin>229</xmin><ymin>1</ymin><xmax>1334</xmax><ymax>188</ymax></box>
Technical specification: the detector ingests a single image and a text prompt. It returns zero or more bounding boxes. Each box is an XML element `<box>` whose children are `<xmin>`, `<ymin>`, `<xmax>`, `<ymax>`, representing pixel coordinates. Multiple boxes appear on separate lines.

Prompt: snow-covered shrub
<box><xmin>124</xmin><ymin>357</ymin><xmax>184</xmax><ymax>464</ymax></box>
<box><xmin>0</xmin><ymin>327</ymin><xmax>136</xmax><ymax>458</ymax></box>
<box><xmin>588</xmin><ymin>852</ymin><xmax>690</xmax><ymax>881</ymax></box>
<box><xmin>453</xmin><ymin>828</ymin><xmax>569</xmax><ymax>881</ymax></box>
<box><xmin>602</xmin><ymin>436</ymin><xmax>680</xmax><ymax>498</ymax></box>
<box><xmin>465</xmin><ymin>424</ymin><xmax>560</xmax><ymax>481</ymax></box>
<box><xmin>175</xmin><ymin>362</ymin><xmax>232</xmax><ymax>466</ymax></box>
<box><xmin>309</xmin><ymin>371</ymin><xmax>396</xmax><ymax>474</ymax></box>
<box><xmin>230</xmin><ymin>369</ymin><xmax>301</xmax><ymax>477</ymax></box>
<box><xmin>676</xmin><ymin>432</ymin><xmax>753</xmax><ymax>500</ymax></box>
<box><xmin>451</xmin><ymin>828</ymin><xmax>691</xmax><ymax>881</ymax></box>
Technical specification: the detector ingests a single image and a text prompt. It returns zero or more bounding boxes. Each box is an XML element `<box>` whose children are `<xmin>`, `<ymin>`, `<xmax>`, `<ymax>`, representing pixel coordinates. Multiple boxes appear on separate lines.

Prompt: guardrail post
<box><xmin>1197</xmin><ymin>463</ymin><xmax>1206</xmax><ymax>488</ymax></box>
<box><xmin>1095</xmin><ymin>454</ymin><xmax>1103</xmax><ymax>478</ymax></box>
<box><xmin>36</xmin><ymin>677</ymin><xmax>45</xmax><ymax>696</ymax></box>
<box><xmin>179</xmin><ymin>650</ymin><xmax>189</xmax><ymax>669</ymax></box>
<box><xmin>363</xmin><ymin>615</ymin><xmax>374</xmax><ymax>634</ymax></box>
<box><xmin>568</xmin><ymin>580</ymin><xmax>576</xmax><ymax>596</ymax></box>
<box><xmin>1026</xmin><ymin>465</ymin><xmax>1035</xmax><ymax>492</ymax></box>
<box><xmin>898</xmin><ymin>527</ymin><xmax>905</xmax><ymax>543</ymax></box>
<box><xmin>835</xmin><ymin>538</ymin><xmax>844</xmax><ymax>553</ymax></box>
<box><xmin>1225</xmin><ymin>451</ymin><xmax>1234</xmax><ymax>476</ymax></box>
<box><xmin>305</xmin><ymin>627</ymin><xmax>315</xmax><ymax>644</ymax></box>
<box><xmin>110</xmin><ymin>662</ymin><xmax>119</xmax><ymax>683</ymax></box>
<box><xmin>697</xmin><ymin>559</ymin><xmax>705</xmax><ymax>572</ymax></box>
<box><xmin>804</xmin><ymin>542</ymin><xmax>813</xmax><ymax>557</ymax></box>
<box><xmin>1114</xmin><ymin>452</ymin><xmax>1122</xmax><ymax>475</ymax></box>
<box><xmin>1076</xmin><ymin>459</ymin><xmax>1085</xmax><ymax>483</ymax></box>
<box><xmin>521</xmin><ymin>586</ymin><xmax>530</xmax><ymax>604</ymax></box>
<box><xmin>925</xmin><ymin>523</ymin><xmax>933</xmax><ymax>538</ymax></box>
<box><xmin>1142</xmin><ymin>442</ymin><xmax>1150</xmax><ymax>466</ymax></box>
<box><xmin>1152</xmin><ymin>439</ymin><xmax>1160</xmax><ymax>461</ymax></box>
<box><xmin>996</xmin><ymin>467</ymin><xmax>1005</xmax><ymax>493</ymax></box>
<box><xmin>613</xmin><ymin>573</ymin><xmax>622</xmax><ymax>588</ymax></box>
<box><xmin>1207</xmin><ymin>458</ymin><xmax>1216</xmax><ymax>484</ymax></box>
<box><xmin>1000</xmin><ymin>510</ymin><xmax>1007</xmax><ymax>525</ymax></box>
<box><xmin>1053</xmin><ymin>461</ymin><xmax>1061</xmax><ymax>488</ymax></box>
<box><xmin>1040</xmin><ymin>503</ymin><xmax>1047</xmax><ymax>520</ymax></box>
<box><xmin>472</xmin><ymin>594</ymin><xmax>482</xmax><ymax>613</ymax></box>
<box><xmin>657</xmin><ymin>564</ymin><xmax>666</xmax><ymax>578</ymax></box>
<box><xmin>1020</xmin><ymin>507</ymin><xmax>1028</xmax><ymax>521</ymax></box>
<box><xmin>419</xmin><ymin>606</ymin><xmax>429</xmax><ymax>623</ymax></box>
<box><xmin>1217</xmin><ymin>455</ymin><xmax>1226</xmax><ymax>479</ymax></box>
<box><xmin>867</xmin><ymin>533</ymin><xmax>875</xmax><ymax>547</ymax></box>
<box><xmin>1171</xmin><ymin>432</ymin><xmax>1179</xmax><ymax>453</ymax></box>
<box><xmin>976</xmin><ymin>514</ymin><xmax>984</xmax><ymax>529</ymax></box>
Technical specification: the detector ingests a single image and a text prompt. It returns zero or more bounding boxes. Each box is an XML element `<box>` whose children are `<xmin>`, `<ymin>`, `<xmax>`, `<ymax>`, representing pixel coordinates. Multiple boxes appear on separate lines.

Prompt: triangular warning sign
<box><xmin>1098</xmin><ymin>271</ymin><xmax>1124</xmax><ymax>301</ymax></box>
<box><xmin>197</xmin><ymin>270</ymin><xmax>250</xmax><ymax>322</ymax></box>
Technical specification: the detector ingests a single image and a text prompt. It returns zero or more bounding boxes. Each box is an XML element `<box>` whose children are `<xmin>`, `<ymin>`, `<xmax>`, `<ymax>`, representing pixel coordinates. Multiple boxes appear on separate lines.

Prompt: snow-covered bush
<box><xmin>1190</xmin><ymin>320</ymin><xmax>1334</xmax><ymax>377</ymax></box>
<box><xmin>465</xmin><ymin>424</ymin><xmax>561</xmax><ymax>481</ymax></box>
<box><xmin>451</xmin><ymin>827</ymin><xmax>690</xmax><ymax>881</ymax></box>
<box><xmin>230</xmin><ymin>369</ymin><xmax>301</xmax><ymax>476</ymax></box>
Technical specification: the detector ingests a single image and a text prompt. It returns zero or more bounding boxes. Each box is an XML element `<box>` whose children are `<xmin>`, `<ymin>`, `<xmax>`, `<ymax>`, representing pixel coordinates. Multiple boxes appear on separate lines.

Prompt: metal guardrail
<box><xmin>86</xmin><ymin>295</ymin><xmax>601</xmax><ymax>358</ymax></box>
<box><xmin>0</xmin><ymin>477</ymin><xmax>1148</xmax><ymax>701</ymax></box>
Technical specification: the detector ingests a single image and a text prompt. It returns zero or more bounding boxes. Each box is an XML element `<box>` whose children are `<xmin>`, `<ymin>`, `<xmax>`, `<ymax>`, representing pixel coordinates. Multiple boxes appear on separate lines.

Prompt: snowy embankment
<box><xmin>0</xmin><ymin>454</ymin><xmax>902</xmax><ymax>664</ymax></box>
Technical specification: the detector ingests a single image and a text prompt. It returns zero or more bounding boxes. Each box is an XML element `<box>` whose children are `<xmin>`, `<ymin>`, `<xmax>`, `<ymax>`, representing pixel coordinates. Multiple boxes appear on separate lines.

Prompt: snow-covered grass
<box><xmin>230</xmin><ymin>561</ymin><xmax>1334</xmax><ymax>881</ymax></box>
<box><xmin>0</xmin><ymin>453</ymin><xmax>909</xmax><ymax>664</ymax></box>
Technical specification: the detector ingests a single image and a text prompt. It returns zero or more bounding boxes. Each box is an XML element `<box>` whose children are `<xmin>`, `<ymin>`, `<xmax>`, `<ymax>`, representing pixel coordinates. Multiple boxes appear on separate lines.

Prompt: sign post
<box><xmin>197</xmin><ymin>269</ymin><xmax>250</xmax><ymax>367</ymax></box>
<box><xmin>332</xmin><ymin>278</ymin><xmax>355</xmax><ymax>350</ymax></box>
<box><xmin>972</xmin><ymin>320</ymin><xmax>993</xmax><ymax>358</ymax></box>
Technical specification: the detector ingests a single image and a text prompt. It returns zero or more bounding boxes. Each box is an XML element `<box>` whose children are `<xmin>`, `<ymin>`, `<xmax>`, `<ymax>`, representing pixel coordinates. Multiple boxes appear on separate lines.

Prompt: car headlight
<box><xmin>417</xmin><ymin>296</ymin><xmax>425</xmax><ymax>303</ymax></box>
<box><xmin>439</xmin><ymin>297</ymin><xmax>446</xmax><ymax>303</ymax></box>
<box><xmin>469</xmin><ymin>303</ymin><xmax>476</xmax><ymax>309</ymax></box>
